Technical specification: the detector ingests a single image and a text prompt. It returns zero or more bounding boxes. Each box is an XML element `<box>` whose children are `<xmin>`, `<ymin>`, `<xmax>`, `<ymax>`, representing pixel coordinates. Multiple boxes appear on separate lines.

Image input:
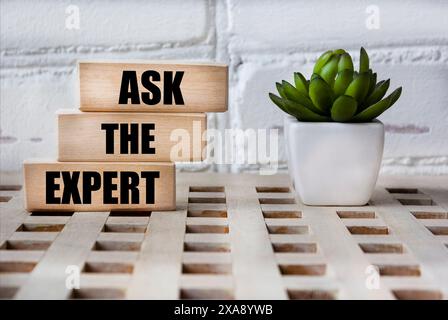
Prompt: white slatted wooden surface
<box><xmin>0</xmin><ymin>172</ymin><xmax>447</xmax><ymax>300</ymax></box>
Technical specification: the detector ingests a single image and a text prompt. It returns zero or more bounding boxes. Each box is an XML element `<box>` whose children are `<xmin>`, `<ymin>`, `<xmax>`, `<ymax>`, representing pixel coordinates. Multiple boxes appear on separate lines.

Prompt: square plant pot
<box><xmin>284</xmin><ymin>115</ymin><xmax>384</xmax><ymax>206</ymax></box>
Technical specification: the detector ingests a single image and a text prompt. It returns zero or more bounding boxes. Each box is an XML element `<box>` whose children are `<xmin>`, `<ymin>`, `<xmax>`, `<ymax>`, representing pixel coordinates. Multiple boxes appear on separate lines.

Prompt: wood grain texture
<box><xmin>58</xmin><ymin>110</ymin><xmax>206</xmax><ymax>162</ymax></box>
<box><xmin>23</xmin><ymin>160</ymin><xmax>175</xmax><ymax>212</ymax></box>
<box><xmin>79</xmin><ymin>61</ymin><xmax>228</xmax><ymax>112</ymax></box>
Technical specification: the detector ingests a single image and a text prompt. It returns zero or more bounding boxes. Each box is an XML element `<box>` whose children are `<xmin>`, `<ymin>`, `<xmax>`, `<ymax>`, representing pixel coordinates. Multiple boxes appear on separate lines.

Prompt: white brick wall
<box><xmin>1</xmin><ymin>0</ymin><xmax>209</xmax><ymax>51</ymax></box>
<box><xmin>1</xmin><ymin>0</ymin><xmax>447</xmax><ymax>174</ymax></box>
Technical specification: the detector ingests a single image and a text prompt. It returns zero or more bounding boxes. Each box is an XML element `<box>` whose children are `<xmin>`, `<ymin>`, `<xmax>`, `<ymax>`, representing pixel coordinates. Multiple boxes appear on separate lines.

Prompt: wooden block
<box><xmin>58</xmin><ymin>110</ymin><xmax>206</xmax><ymax>162</ymax></box>
<box><xmin>23</xmin><ymin>160</ymin><xmax>175</xmax><ymax>212</ymax></box>
<box><xmin>79</xmin><ymin>61</ymin><xmax>228</xmax><ymax>112</ymax></box>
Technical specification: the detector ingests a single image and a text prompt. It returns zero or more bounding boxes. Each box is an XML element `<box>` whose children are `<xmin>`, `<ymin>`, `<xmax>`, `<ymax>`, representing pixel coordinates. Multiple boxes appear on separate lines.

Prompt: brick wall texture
<box><xmin>1</xmin><ymin>0</ymin><xmax>447</xmax><ymax>174</ymax></box>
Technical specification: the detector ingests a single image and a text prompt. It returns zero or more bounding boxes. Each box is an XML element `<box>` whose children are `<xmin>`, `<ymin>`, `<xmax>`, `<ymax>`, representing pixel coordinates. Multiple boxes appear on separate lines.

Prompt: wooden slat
<box><xmin>226</xmin><ymin>184</ymin><xmax>287</xmax><ymax>299</ymax></box>
<box><xmin>14</xmin><ymin>212</ymin><xmax>109</xmax><ymax>299</ymax></box>
<box><xmin>0</xmin><ymin>196</ymin><xmax>28</xmax><ymax>244</ymax></box>
<box><xmin>126</xmin><ymin>185</ymin><xmax>189</xmax><ymax>299</ymax></box>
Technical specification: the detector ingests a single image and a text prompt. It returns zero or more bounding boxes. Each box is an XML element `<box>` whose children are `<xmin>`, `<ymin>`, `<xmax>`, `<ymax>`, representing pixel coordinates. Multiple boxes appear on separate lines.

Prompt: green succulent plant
<box><xmin>269</xmin><ymin>48</ymin><xmax>402</xmax><ymax>122</ymax></box>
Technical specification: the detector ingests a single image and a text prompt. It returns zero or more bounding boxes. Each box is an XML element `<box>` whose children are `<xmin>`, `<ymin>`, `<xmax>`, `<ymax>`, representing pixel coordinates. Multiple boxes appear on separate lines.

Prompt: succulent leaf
<box><xmin>311</xmin><ymin>73</ymin><xmax>320</xmax><ymax>81</ymax></box>
<box><xmin>375</xmin><ymin>80</ymin><xmax>385</xmax><ymax>88</ymax></box>
<box><xmin>364</xmin><ymin>79</ymin><xmax>390</xmax><ymax>108</ymax></box>
<box><xmin>269</xmin><ymin>93</ymin><xmax>290</xmax><ymax>115</ymax></box>
<box><xmin>331</xmin><ymin>95</ymin><xmax>358</xmax><ymax>122</ymax></box>
<box><xmin>333</xmin><ymin>49</ymin><xmax>346</xmax><ymax>55</ymax></box>
<box><xmin>367</xmin><ymin>72</ymin><xmax>377</xmax><ymax>96</ymax></box>
<box><xmin>318</xmin><ymin>54</ymin><xmax>340</xmax><ymax>87</ymax></box>
<box><xmin>359</xmin><ymin>47</ymin><xmax>369</xmax><ymax>73</ymax></box>
<box><xmin>344</xmin><ymin>72</ymin><xmax>370</xmax><ymax>104</ymax></box>
<box><xmin>276</xmin><ymin>82</ymin><xmax>287</xmax><ymax>99</ymax></box>
<box><xmin>293</xmin><ymin>72</ymin><xmax>309</xmax><ymax>96</ymax></box>
<box><xmin>309</xmin><ymin>76</ymin><xmax>334</xmax><ymax>114</ymax></box>
<box><xmin>313</xmin><ymin>50</ymin><xmax>333</xmax><ymax>74</ymax></box>
<box><xmin>389</xmin><ymin>86</ymin><xmax>402</xmax><ymax>105</ymax></box>
<box><xmin>338</xmin><ymin>53</ymin><xmax>354</xmax><ymax>72</ymax></box>
<box><xmin>282</xmin><ymin>80</ymin><xmax>324</xmax><ymax>115</ymax></box>
<box><xmin>284</xmin><ymin>99</ymin><xmax>331</xmax><ymax>122</ymax></box>
<box><xmin>351</xmin><ymin>87</ymin><xmax>402</xmax><ymax>122</ymax></box>
<box><xmin>334</xmin><ymin>69</ymin><xmax>354</xmax><ymax>97</ymax></box>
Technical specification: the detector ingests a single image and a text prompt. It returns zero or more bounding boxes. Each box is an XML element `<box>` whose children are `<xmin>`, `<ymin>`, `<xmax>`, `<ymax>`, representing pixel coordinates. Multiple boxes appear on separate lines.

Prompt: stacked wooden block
<box><xmin>24</xmin><ymin>61</ymin><xmax>228</xmax><ymax>211</ymax></box>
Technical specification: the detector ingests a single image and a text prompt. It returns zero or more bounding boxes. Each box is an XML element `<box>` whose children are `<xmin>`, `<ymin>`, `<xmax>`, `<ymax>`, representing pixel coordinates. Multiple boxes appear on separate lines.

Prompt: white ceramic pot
<box><xmin>284</xmin><ymin>115</ymin><xmax>384</xmax><ymax>206</ymax></box>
